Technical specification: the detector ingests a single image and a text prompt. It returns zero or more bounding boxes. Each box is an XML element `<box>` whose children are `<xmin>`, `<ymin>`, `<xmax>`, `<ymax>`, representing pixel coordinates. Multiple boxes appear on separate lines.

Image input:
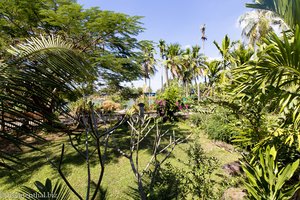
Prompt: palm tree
<box><xmin>238</xmin><ymin>10</ymin><xmax>288</xmax><ymax>48</ymax></box>
<box><xmin>231</xmin><ymin>41</ymin><xmax>255</xmax><ymax>67</ymax></box>
<box><xmin>191</xmin><ymin>45</ymin><xmax>205</xmax><ymax>101</ymax></box>
<box><xmin>165</xmin><ymin>43</ymin><xmax>182</xmax><ymax>80</ymax></box>
<box><xmin>158</xmin><ymin>39</ymin><xmax>167</xmax><ymax>88</ymax></box>
<box><xmin>181</xmin><ymin>48</ymin><xmax>194</xmax><ymax>96</ymax></box>
<box><xmin>140</xmin><ymin>41</ymin><xmax>156</xmax><ymax>105</ymax></box>
<box><xmin>205</xmin><ymin>60</ymin><xmax>223</xmax><ymax>87</ymax></box>
<box><xmin>204</xmin><ymin>60</ymin><xmax>227</xmax><ymax>97</ymax></box>
<box><xmin>246</xmin><ymin>0</ymin><xmax>300</xmax><ymax>29</ymax></box>
<box><xmin>213</xmin><ymin>35</ymin><xmax>234</xmax><ymax>70</ymax></box>
<box><xmin>181</xmin><ymin>46</ymin><xmax>204</xmax><ymax>98</ymax></box>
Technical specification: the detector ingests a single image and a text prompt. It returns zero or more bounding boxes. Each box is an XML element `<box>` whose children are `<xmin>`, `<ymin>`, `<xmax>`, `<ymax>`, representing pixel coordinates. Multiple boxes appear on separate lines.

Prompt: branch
<box><xmin>57</xmin><ymin>144</ymin><xmax>83</xmax><ymax>200</ymax></box>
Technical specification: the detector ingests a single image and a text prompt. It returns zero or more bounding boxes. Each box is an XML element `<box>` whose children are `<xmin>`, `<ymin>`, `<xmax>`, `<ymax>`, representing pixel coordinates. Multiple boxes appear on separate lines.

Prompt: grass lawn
<box><xmin>0</xmin><ymin>119</ymin><xmax>241</xmax><ymax>199</ymax></box>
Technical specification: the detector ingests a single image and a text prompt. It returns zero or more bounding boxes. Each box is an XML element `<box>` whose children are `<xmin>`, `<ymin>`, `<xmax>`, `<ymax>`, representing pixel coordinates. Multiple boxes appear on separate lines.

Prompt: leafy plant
<box><xmin>155</xmin><ymin>81</ymin><xmax>184</xmax><ymax>122</ymax></box>
<box><xmin>242</xmin><ymin>146</ymin><xmax>300</xmax><ymax>200</ymax></box>
<box><xmin>194</xmin><ymin>106</ymin><xmax>238</xmax><ymax>143</ymax></box>
<box><xmin>129</xmin><ymin>163</ymin><xmax>184</xmax><ymax>200</ymax></box>
<box><xmin>182</xmin><ymin>142</ymin><xmax>220</xmax><ymax>200</ymax></box>
<box><xmin>20</xmin><ymin>178</ymin><xmax>70</xmax><ymax>200</ymax></box>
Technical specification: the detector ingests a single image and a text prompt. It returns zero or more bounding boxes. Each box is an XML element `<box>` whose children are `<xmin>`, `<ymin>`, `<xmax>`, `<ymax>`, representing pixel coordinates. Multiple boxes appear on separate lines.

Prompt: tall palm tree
<box><xmin>238</xmin><ymin>10</ymin><xmax>288</xmax><ymax>48</ymax></box>
<box><xmin>158</xmin><ymin>39</ymin><xmax>167</xmax><ymax>88</ymax></box>
<box><xmin>246</xmin><ymin>0</ymin><xmax>300</xmax><ymax>29</ymax></box>
<box><xmin>213</xmin><ymin>35</ymin><xmax>234</xmax><ymax>70</ymax></box>
<box><xmin>181</xmin><ymin>48</ymin><xmax>194</xmax><ymax>96</ymax></box>
<box><xmin>181</xmin><ymin>46</ymin><xmax>204</xmax><ymax>98</ymax></box>
<box><xmin>204</xmin><ymin>60</ymin><xmax>226</xmax><ymax>97</ymax></box>
<box><xmin>165</xmin><ymin>43</ymin><xmax>182</xmax><ymax>80</ymax></box>
<box><xmin>191</xmin><ymin>45</ymin><xmax>205</xmax><ymax>101</ymax></box>
<box><xmin>140</xmin><ymin>41</ymin><xmax>156</xmax><ymax>105</ymax></box>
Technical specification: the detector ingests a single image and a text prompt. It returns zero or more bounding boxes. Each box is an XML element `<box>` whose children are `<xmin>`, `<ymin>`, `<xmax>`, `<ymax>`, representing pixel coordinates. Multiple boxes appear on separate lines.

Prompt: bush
<box><xmin>191</xmin><ymin>106</ymin><xmax>238</xmax><ymax>143</ymax></box>
<box><xmin>181</xmin><ymin>142</ymin><xmax>221</xmax><ymax>200</ymax></box>
<box><xmin>155</xmin><ymin>81</ymin><xmax>185</xmax><ymax>122</ymax></box>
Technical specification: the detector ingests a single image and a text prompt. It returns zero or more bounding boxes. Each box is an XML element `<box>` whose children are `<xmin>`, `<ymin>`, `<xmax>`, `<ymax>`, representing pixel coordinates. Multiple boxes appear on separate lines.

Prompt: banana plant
<box><xmin>242</xmin><ymin>146</ymin><xmax>300</xmax><ymax>200</ymax></box>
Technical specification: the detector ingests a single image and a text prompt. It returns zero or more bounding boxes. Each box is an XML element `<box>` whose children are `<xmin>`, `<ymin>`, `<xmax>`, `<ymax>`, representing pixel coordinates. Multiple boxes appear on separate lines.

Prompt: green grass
<box><xmin>0</xmin><ymin>120</ymin><xmax>241</xmax><ymax>199</ymax></box>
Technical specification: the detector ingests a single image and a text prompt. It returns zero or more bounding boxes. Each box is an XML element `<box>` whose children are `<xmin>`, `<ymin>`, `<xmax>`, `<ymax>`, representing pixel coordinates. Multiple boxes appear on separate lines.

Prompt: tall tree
<box><xmin>246</xmin><ymin>0</ymin><xmax>300</xmax><ymax>29</ymax></box>
<box><xmin>191</xmin><ymin>45</ymin><xmax>205</xmax><ymax>101</ymax></box>
<box><xmin>213</xmin><ymin>35</ymin><xmax>234</xmax><ymax>70</ymax></box>
<box><xmin>158</xmin><ymin>39</ymin><xmax>167</xmax><ymax>88</ymax></box>
<box><xmin>140</xmin><ymin>40</ymin><xmax>156</xmax><ymax>104</ymax></box>
<box><xmin>238</xmin><ymin>10</ymin><xmax>287</xmax><ymax>47</ymax></box>
<box><xmin>0</xmin><ymin>0</ymin><xmax>145</xmax><ymax>90</ymax></box>
<box><xmin>166</xmin><ymin>43</ymin><xmax>183</xmax><ymax>80</ymax></box>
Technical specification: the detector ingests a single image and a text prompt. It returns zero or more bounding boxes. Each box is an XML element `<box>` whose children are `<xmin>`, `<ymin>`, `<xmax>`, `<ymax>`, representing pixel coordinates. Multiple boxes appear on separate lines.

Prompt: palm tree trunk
<box><xmin>148</xmin><ymin>78</ymin><xmax>151</xmax><ymax>107</ymax></box>
<box><xmin>185</xmin><ymin>81</ymin><xmax>189</xmax><ymax>97</ymax></box>
<box><xmin>196</xmin><ymin>77</ymin><xmax>201</xmax><ymax>102</ymax></box>
<box><xmin>144</xmin><ymin>77</ymin><xmax>147</xmax><ymax>103</ymax></box>
<box><xmin>165</xmin><ymin>66</ymin><xmax>169</xmax><ymax>87</ymax></box>
<box><xmin>161</xmin><ymin>65</ymin><xmax>164</xmax><ymax>91</ymax></box>
<box><xmin>1</xmin><ymin>101</ymin><xmax>4</xmax><ymax>131</ymax></box>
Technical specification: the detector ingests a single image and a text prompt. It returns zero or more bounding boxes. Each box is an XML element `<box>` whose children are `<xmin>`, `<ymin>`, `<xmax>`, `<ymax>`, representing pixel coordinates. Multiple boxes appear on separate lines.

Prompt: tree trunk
<box><xmin>1</xmin><ymin>101</ymin><xmax>4</xmax><ymax>132</ymax></box>
<box><xmin>165</xmin><ymin>66</ymin><xmax>169</xmax><ymax>87</ymax></box>
<box><xmin>148</xmin><ymin>78</ymin><xmax>151</xmax><ymax>107</ymax></box>
<box><xmin>197</xmin><ymin>83</ymin><xmax>201</xmax><ymax>102</ymax></box>
<box><xmin>185</xmin><ymin>81</ymin><xmax>189</xmax><ymax>97</ymax></box>
<box><xmin>129</xmin><ymin>157</ymin><xmax>147</xmax><ymax>200</ymax></box>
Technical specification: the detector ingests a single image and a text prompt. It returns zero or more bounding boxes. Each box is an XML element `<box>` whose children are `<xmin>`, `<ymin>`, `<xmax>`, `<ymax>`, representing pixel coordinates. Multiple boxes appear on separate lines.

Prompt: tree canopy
<box><xmin>0</xmin><ymin>0</ymin><xmax>145</xmax><ymax>88</ymax></box>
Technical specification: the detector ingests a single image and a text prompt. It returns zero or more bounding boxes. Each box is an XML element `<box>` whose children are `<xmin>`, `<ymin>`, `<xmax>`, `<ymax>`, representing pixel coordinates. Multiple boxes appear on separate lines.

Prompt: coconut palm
<box><xmin>238</xmin><ymin>9</ymin><xmax>288</xmax><ymax>48</ymax></box>
<box><xmin>246</xmin><ymin>0</ymin><xmax>300</xmax><ymax>29</ymax></box>
<box><xmin>181</xmin><ymin>48</ymin><xmax>194</xmax><ymax>96</ymax></box>
<box><xmin>140</xmin><ymin>41</ymin><xmax>156</xmax><ymax>86</ymax></box>
<box><xmin>140</xmin><ymin>40</ymin><xmax>156</xmax><ymax>105</ymax></box>
<box><xmin>191</xmin><ymin>45</ymin><xmax>205</xmax><ymax>101</ymax></box>
<box><xmin>165</xmin><ymin>43</ymin><xmax>183</xmax><ymax>80</ymax></box>
<box><xmin>158</xmin><ymin>39</ymin><xmax>167</xmax><ymax>88</ymax></box>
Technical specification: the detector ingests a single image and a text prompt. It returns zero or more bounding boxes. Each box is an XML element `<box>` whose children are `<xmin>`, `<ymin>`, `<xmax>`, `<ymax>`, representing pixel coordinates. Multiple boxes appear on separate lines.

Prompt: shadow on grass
<box><xmin>101</xmin><ymin>118</ymin><xmax>192</xmax><ymax>165</ymax></box>
<box><xmin>0</xmin><ymin>117</ymin><xmax>192</xmax><ymax>191</ymax></box>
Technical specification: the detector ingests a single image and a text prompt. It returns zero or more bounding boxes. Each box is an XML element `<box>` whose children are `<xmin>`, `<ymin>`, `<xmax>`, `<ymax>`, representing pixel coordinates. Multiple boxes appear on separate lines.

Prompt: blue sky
<box><xmin>78</xmin><ymin>0</ymin><xmax>252</xmax><ymax>91</ymax></box>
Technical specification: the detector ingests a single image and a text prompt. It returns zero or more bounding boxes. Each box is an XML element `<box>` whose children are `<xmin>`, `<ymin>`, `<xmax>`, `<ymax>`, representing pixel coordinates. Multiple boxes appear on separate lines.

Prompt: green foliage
<box><xmin>242</xmin><ymin>146</ymin><xmax>300</xmax><ymax>200</ymax></box>
<box><xmin>129</xmin><ymin>163</ymin><xmax>184</xmax><ymax>200</ymax></box>
<box><xmin>191</xmin><ymin>106</ymin><xmax>238</xmax><ymax>143</ymax></box>
<box><xmin>155</xmin><ymin>81</ymin><xmax>184</xmax><ymax>121</ymax></box>
<box><xmin>0</xmin><ymin>0</ymin><xmax>145</xmax><ymax>87</ymax></box>
<box><xmin>0</xmin><ymin>36</ymin><xmax>92</xmax><ymax>168</ymax></box>
<box><xmin>246</xmin><ymin>0</ymin><xmax>299</xmax><ymax>29</ymax></box>
<box><xmin>20</xmin><ymin>178</ymin><xmax>70</xmax><ymax>200</ymax></box>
